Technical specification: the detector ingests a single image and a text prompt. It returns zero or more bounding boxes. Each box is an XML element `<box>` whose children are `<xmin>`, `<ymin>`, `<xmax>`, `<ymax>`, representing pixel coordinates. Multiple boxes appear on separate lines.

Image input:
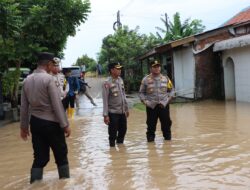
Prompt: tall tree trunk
<box><xmin>0</xmin><ymin>74</ymin><xmax>4</xmax><ymax>119</ymax></box>
<box><xmin>11</xmin><ymin>61</ymin><xmax>21</xmax><ymax>108</ymax></box>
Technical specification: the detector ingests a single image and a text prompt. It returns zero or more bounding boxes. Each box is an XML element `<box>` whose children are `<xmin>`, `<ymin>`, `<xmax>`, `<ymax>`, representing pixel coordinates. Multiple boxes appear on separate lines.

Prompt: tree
<box><xmin>0</xmin><ymin>0</ymin><xmax>91</xmax><ymax>108</ymax></box>
<box><xmin>0</xmin><ymin>0</ymin><xmax>91</xmax><ymax>67</ymax></box>
<box><xmin>144</xmin><ymin>33</ymin><xmax>162</xmax><ymax>48</ymax></box>
<box><xmin>98</xmin><ymin>26</ymin><xmax>149</xmax><ymax>68</ymax></box>
<box><xmin>156</xmin><ymin>12</ymin><xmax>205</xmax><ymax>42</ymax></box>
<box><xmin>98</xmin><ymin>26</ymin><xmax>154</xmax><ymax>91</ymax></box>
<box><xmin>0</xmin><ymin>0</ymin><xmax>22</xmax><ymax>70</ymax></box>
<box><xmin>74</xmin><ymin>54</ymin><xmax>97</xmax><ymax>72</ymax></box>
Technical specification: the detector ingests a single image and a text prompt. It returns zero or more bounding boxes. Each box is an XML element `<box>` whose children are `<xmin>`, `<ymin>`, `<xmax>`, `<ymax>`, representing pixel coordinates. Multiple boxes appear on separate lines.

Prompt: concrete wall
<box><xmin>173</xmin><ymin>46</ymin><xmax>195</xmax><ymax>98</ymax></box>
<box><xmin>223</xmin><ymin>57</ymin><xmax>235</xmax><ymax>100</ymax></box>
<box><xmin>223</xmin><ymin>46</ymin><xmax>250</xmax><ymax>102</ymax></box>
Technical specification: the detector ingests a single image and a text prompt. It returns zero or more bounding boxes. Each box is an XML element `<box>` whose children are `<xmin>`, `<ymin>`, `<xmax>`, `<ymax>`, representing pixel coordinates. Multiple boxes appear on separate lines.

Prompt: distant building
<box><xmin>138</xmin><ymin>6</ymin><xmax>250</xmax><ymax>102</ymax></box>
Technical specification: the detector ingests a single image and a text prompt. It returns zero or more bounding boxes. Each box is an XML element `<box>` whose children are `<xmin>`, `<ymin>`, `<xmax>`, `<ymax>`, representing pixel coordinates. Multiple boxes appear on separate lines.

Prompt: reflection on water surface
<box><xmin>1</xmin><ymin>85</ymin><xmax>250</xmax><ymax>190</ymax></box>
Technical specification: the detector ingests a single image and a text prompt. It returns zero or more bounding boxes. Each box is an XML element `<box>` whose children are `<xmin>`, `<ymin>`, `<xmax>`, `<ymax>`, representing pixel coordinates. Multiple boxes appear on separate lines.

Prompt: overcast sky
<box><xmin>62</xmin><ymin>0</ymin><xmax>250</xmax><ymax>67</ymax></box>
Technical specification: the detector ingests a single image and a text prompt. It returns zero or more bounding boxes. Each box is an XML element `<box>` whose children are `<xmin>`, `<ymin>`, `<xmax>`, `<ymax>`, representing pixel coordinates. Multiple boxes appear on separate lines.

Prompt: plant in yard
<box><xmin>1</xmin><ymin>68</ymin><xmax>20</xmax><ymax>108</ymax></box>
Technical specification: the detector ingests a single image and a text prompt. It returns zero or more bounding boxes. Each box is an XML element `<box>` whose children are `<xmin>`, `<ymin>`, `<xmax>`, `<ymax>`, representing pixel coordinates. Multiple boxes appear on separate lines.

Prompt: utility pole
<box><xmin>113</xmin><ymin>10</ymin><xmax>122</xmax><ymax>31</ymax></box>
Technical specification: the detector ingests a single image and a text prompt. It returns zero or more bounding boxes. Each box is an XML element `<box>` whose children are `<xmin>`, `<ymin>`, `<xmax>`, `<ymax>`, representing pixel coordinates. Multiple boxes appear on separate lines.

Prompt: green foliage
<box><xmin>133</xmin><ymin>103</ymin><xmax>145</xmax><ymax>111</ymax></box>
<box><xmin>98</xmin><ymin>25</ymin><xmax>161</xmax><ymax>91</ymax></box>
<box><xmin>98</xmin><ymin>26</ymin><xmax>149</xmax><ymax>68</ymax></box>
<box><xmin>74</xmin><ymin>54</ymin><xmax>97</xmax><ymax>72</ymax></box>
<box><xmin>0</xmin><ymin>0</ymin><xmax>91</xmax><ymax>69</ymax></box>
<box><xmin>22</xmin><ymin>0</ymin><xmax>91</xmax><ymax>53</ymax></box>
<box><xmin>0</xmin><ymin>0</ymin><xmax>21</xmax><ymax>38</ymax></box>
<box><xmin>2</xmin><ymin>68</ymin><xmax>20</xmax><ymax>97</ymax></box>
<box><xmin>144</xmin><ymin>33</ymin><xmax>163</xmax><ymax>48</ymax></box>
<box><xmin>124</xmin><ymin>76</ymin><xmax>141</xmax><ymax>93</ymax></box>
<box><xmin>0</xmin><ymin>0</ymin><xmax>22</xmax><ymax>67</ymax></box>
<box><xmin>156</xmin><ymin>12</ymin><xmax>205</xmax><ymax>42</ymax></box>
<box><xmin>0</xmin><ymin>0</ymin><xmax>91</xmax><ymax>106</ymax></box>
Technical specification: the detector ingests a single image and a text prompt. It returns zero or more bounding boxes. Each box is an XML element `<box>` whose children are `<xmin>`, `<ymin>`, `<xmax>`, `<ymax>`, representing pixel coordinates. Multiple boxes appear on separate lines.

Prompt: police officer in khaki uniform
<box><xmin>139</xmin><ymin>60</ymin><xmax>174</xmax><ymax>142</ymax></box>
<box><xmin>50</xmin><ymin>57</ymin><xmax>68</xmax><ymax>100</ymax></box>
<box><xmin>102</xmin><ymin>62</ymin><xmax>129</xmax><ymax>147</ymax></box>
<box><xmin>20</xmin><ymin>52</ymin><xmax>71</xmax><ymax>183</ymax></box>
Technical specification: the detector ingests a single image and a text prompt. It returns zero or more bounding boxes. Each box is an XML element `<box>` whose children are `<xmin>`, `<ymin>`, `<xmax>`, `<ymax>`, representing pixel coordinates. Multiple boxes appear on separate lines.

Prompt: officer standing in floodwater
<box><xmin>139</xmin><ymin>59</ymin><xmax>174</xmax><ymax>142</ymax></box>
<box><xmin>102</xmin><ymin>62</ymin><xmax>129</xmax><ymax>147</ymax></box>
<box><xmin>20</xmin><ymin>52</ymin><xmax>71</xmax><ymax>184</ymax></box>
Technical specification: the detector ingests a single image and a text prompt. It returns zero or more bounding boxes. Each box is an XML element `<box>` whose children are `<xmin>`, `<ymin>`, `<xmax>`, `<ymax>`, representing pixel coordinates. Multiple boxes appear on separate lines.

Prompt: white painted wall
<box><xmin>173</xmin><ymin>46</ymin><xmax>195</xmax><ymax>98</ymax></box>
<box><xmin>222</xmin><ymin>46</ymin><xmax>250</xmax><ymax>102</ymax></box>
<box><xmin>223</xmin><ymin>58</ymin><xmax>235</xmax><ymax>100</ymax></box>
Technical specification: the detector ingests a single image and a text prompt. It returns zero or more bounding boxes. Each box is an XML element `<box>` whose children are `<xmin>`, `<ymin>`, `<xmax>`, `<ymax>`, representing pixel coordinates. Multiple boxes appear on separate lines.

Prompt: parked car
<box><xmin>62</xmin><ymin>66</ymin><xmax>82</xmax><ymax>78</ymax></box>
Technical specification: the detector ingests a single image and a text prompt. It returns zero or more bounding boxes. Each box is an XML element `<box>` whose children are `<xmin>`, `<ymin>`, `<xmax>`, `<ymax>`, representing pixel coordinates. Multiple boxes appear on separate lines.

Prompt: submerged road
<box><xmin>0</xmin><ymin>77</ymin><xmax>250</xmax><ymax>189</ymax></box>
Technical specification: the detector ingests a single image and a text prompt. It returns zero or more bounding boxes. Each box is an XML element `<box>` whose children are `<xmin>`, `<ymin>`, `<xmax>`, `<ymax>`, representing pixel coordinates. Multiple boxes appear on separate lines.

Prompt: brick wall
<box><xmin>195</xmin><ymin>46</ymin><xmax>223</xmax><ymax>99</ymax></box>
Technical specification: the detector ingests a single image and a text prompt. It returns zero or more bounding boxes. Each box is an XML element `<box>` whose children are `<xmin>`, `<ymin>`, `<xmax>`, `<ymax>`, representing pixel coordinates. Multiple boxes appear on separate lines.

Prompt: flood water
<box><xmin>0</xmin><ymin>78</ymin><xmax>250</xmax><ymax>190</ymax></box>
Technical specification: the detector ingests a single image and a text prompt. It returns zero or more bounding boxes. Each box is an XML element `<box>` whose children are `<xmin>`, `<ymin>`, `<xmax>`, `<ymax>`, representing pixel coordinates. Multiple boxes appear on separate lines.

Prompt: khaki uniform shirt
<box><xmin>102</xmin><ymin>76</ymin><xmax>128</xmax><ymax>116</ymax></box>
<box><xmin>20</xmin><ymin>68</ymin><xmax>68</xmax><ymax>129</ymax></box>
<box><xmin>139</xmin><ymin>74</ymin><xmax>174</xmax><ymax>109</ymax></box>
<box><xmin>52</xmin><ymin>73</ymin><xmax>67</xmax><ymax>99</ymax></box>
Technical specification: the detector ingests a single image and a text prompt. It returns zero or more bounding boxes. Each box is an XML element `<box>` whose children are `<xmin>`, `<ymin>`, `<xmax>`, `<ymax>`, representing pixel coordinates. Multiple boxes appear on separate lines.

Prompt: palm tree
<box><xmin>156</xmin><ymin>12</ymin><xmax>205</xmax><ymax>43</ymax></box>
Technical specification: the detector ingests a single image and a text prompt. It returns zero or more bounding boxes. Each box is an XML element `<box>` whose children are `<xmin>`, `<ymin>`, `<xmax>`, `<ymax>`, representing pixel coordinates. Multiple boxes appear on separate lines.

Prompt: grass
<box><xmin>133</xmin><ymin>103</ymin><xmax>146</xmax><ymax>111</ymax></box>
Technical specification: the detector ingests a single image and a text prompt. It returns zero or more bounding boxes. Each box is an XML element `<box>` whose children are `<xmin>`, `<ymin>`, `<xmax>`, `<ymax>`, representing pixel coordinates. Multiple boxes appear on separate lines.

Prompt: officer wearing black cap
<box><xmin>139</xmin><ymin>59</ymin><xmax>174</xmax><ymax>142</ymax></box>
<box><xmin>102</xmin><ymin>62</ymin><xmax>129</xmax><ymax>147</ymax></box>
<box><xmin>20</xmin><ymin>52</ymin><xmax>71</xmax><ymax>183</ymax></box>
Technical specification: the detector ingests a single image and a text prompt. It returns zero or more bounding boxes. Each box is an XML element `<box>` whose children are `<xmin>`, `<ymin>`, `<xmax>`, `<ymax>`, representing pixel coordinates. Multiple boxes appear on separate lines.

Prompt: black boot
<box><xmin>116</xmin><ymin>138</ymin><xmax>124</xmax><ymax>144</ymax></box>
<box><xmin>58</xmin><ymin>165</ymin><xmax>70</xmax><ymax>179</ymax></box>
<box><xmin>146</xmin><ymin>132</ymin><xmax>155</xmax><ymax>142</ymax></box>
<box><xmin>30</xmin><ymin>168</ymin><xmax>43</xmax><ymax>184</ymax></box>
<box><xmin>164</xmin><ymin>133</ymin><xmax>172</xmax><ymax>141</ymax></box>
<box><xmin>147</xmin><ymin>138</ymin><xmax>154</xmax><ymax>142</ymax></box>
<box><xmin>109</xmin><ymin>141</ymin><xmax>115</xmax><ymax>147</ymax></box>
<box><xmin>147</xmin><ymin>136</ymin><xmax>155</xmax><ymax>142</ymax></box>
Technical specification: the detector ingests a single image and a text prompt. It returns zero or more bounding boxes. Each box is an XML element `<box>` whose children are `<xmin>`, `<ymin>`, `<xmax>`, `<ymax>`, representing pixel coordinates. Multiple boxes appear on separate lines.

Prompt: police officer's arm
<box><xmin>48</xmin><ymin>77</ymin><xmax>70</xmax><ymax>132</ymax></box>
<box><xmin>102</xmin><ymin>82</ymin><xmax>110</xmax><ymax>124</ymax></box>
<box><xmin>138</xmin><ymin>78</ymin><xmax>148</xmax><ymax>105</ymax></box>
<box><xmin>125</xmin><ymin>100</ymin><xmax>129</xmax><ymax>117</ymax></box>
<box><xmin>124</xmin><ymin>91</ymin><xmax>129</xmax><ymax>118</ymax></box>
<box><xmin>20</xmin><ymin>81</ymin><xmax>30</xmax><ymax>140</ymax></box>
<box><xmin>59</xmin><ymin>75</ymin><xmax>66</xmax><ymax>97</ymax></box>
<box><xmin>167</xmin><ymin>77</ymin><xmax>175</xmax><ymax>102</ymax></box>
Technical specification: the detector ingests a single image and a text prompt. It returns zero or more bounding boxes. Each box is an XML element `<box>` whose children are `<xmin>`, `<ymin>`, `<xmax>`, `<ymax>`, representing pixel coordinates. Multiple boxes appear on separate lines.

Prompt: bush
<box><xmin>2</xmin><ymin>68</ymin><xmax>20</xmax><ymax>107</ymax></box>
<box><xmin>124</xmin><ymin>77</ymin><xmax>141</xmax><ymax>94</ymax></box>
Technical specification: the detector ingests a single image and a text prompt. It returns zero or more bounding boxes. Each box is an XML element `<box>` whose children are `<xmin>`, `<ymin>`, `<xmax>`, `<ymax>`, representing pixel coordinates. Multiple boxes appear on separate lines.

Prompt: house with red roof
<box><xmin>223</xmin><ymin>6</ymin><xmax>250</xmax><ymax>26</ymax></box>
<box><xmin>138</xmin><ymin>6</ymin><xmax>250</xmax><ymax>102</ymax></box>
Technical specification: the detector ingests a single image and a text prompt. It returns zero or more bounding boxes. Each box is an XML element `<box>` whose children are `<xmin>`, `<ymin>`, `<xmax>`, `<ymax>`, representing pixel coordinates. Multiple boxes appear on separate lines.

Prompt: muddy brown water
<box><xmin>0</xmin><ymin>77</ymin><xmax>250</xmax><ymax>190</ymax></box>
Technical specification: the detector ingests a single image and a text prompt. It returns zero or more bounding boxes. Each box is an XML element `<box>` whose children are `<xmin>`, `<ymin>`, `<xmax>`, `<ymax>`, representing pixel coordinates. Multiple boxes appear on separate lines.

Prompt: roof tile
<box><xmin>224</xmin><ymin>6</ymin><xmax>250</xmax><ymax>26</ymax></box>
